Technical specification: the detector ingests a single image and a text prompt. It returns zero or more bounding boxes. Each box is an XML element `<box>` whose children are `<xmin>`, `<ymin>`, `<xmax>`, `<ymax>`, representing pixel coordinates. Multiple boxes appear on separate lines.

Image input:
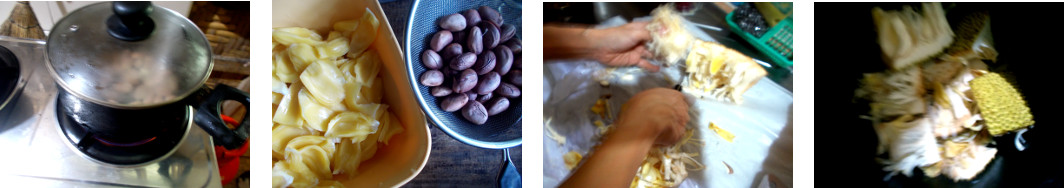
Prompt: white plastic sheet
<box><xmin>542</xmin><ymin>16</ymin><xmax>793</xmax><ymax>188</ymax></box>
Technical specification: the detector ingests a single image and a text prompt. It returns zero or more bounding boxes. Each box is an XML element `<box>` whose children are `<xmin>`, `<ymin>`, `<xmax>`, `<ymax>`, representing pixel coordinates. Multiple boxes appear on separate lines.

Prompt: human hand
<box><xmin>560</xmin><ymin>88</ymin><xmax>689</xmax><ymax>188</ymax></box>
<box><xmin>587</xmin><ymin>22</ymin><xmax>660</xmax><ymax>72</ymax></box>
<box><xmin>614</xmin><ymin>88</ymin><xmax>689</xmax><ymax>146</ymax></box>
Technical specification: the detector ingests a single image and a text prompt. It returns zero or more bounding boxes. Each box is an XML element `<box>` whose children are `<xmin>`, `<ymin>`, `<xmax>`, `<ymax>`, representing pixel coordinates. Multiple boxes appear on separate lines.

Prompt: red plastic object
<box><xmin>215</xmin><ymin>115</ymin><xmax>248</xmax><ymax>185</ymax></box>
<box><xmin>221</xmin><ymin>114</ymin><xmax>238</xmax><ymax>129</ymax></box>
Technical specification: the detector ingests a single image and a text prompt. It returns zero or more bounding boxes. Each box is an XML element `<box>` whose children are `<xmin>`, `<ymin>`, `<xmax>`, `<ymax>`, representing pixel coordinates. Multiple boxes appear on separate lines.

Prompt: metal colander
<box><xmin>406</xmin><ymin>0</ymin><xmax>522</xmax><ymax>149</ymax></box>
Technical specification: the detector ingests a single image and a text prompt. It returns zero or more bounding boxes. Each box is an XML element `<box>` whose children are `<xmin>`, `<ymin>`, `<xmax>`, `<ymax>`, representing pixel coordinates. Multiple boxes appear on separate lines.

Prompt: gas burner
<box><xmin>56</xmin><ymin>96</ymin><xmax>192</xmax><ymax>167</ymax></box>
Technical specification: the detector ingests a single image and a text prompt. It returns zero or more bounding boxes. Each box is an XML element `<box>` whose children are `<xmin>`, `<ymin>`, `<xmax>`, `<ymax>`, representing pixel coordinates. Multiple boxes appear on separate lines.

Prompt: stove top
<box><xmin>0</xmin><ymin>36</ymin><xmax>221</xmax><ymax>187</ymax></box>
<box><xmin>56</xmin><ymin>97</ymin><xmax>191</xmax><ymax>167</ymax></box>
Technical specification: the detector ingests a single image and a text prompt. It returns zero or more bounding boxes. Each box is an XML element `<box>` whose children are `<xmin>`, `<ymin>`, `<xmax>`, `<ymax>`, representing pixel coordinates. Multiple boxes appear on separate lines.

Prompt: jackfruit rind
<box><xmin>970</xmin><ymin>73</ymin><xmax>1033</xmax><ymax>136</ymax></box>
<box><xmin>873</xmin><ymin>2</ymin><xmax>954</xmax><ymax>70</ymax></box>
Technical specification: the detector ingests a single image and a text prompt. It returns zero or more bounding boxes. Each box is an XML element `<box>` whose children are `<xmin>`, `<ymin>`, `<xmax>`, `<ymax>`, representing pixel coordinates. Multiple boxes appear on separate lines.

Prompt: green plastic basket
<box><xmin>726</xmin><ymin>11</ymin><xmax>793</xmax><ymax>68</ymax></box>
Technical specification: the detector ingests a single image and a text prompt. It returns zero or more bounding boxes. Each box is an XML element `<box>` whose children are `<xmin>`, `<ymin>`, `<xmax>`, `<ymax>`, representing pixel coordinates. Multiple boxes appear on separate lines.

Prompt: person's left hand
<box><xmin>587</xmin><ymin>22</ymin><xmax>660</xmax><ymax>72</ymax></box>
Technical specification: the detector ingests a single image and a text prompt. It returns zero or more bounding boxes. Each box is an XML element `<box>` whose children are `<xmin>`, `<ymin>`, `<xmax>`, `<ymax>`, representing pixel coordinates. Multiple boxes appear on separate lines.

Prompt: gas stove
<box><xmin>56</xmin><ymin>91</ymin><xmax>192</xmax><ymax>167</ymax></box>
<box><xmin>0</xmin><ymin>37</ymin><xmax>221</xmax><ymax>187</ymax></box>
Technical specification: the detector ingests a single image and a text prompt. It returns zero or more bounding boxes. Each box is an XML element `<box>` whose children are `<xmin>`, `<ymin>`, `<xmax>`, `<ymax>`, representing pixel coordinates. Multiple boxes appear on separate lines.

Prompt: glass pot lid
<box><xmin>46</xmin><ymin>2</ymin><xmax>212</xmax><ymax>109</ymax></box>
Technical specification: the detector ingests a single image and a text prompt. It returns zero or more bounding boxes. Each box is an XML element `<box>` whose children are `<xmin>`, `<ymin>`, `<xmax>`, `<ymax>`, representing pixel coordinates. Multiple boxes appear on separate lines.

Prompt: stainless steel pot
<box><xmin>44</xmin><ymin>2</ymin><xmax>248</xmax><ymax>165</ymax></box>
<box><xmin>0</xmin><ymin>45</ymin><xmax>22</xmax><ymax>116</ymax></box>
<box><xmin>46</xmin><ymin>1</ymin><xmax>213</xmax><ymax>110</ymax></box>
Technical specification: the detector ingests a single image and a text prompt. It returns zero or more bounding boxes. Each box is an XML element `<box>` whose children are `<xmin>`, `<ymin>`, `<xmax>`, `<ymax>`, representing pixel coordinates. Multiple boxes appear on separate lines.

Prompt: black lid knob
<box><xmin>107</xmin><ymin>1</ymin><xmax>155</xmax><ymax>41</ymax></box>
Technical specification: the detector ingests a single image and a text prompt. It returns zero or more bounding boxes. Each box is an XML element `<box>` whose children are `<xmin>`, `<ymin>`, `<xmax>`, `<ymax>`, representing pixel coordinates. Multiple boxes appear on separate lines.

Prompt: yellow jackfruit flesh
<box><xmin>564</xmin><ymin>151</ymin><xmax>583</xmax><ymax>170</ymax></box>
<box><xmin>272</xmin><ymin>7</ymin><xmax>399</xmax><ymax>187</ymax></box>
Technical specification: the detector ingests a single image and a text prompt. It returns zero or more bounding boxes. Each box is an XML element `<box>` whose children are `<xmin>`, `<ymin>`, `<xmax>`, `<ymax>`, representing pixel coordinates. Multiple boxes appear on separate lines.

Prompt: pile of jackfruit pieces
<box><xmin>587</xmin><ymin>96</ymin><xmax>704</xmax><ymax>188</ymax></box>
<box><xmin>857</xmin><ymin>2</ymin><xmax>1034</xmax><ymax>182</ymax></box>
<box><xmin>272</xmin><ymin>8</ymin><xmax>403</xmax><ymax>188</ymax></box>
<box><xmin>645</xmin><ymin>4</ymin><xmax>766</xmax><ymax>104</ymax></box>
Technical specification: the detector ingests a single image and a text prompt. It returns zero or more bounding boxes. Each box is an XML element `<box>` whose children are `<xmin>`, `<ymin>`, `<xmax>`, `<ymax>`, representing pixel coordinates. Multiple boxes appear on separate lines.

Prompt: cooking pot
<box><xmin>45</xmin><ymin>1</ymin><xmax>248</xmax><ymax>164</ymax></box>
<box><xmin>0</xmin><ymin>45</ymin><xmax>22</xmax><ymax>117</ymax></box>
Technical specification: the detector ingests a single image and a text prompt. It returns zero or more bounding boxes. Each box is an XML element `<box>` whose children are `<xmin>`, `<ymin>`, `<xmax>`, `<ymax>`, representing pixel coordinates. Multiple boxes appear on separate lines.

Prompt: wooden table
<box><xmin>408</xmin><ymin>126</ymin><xmax>523</xmax><ymax>187</ymax></box>
<box><xmin>381</xmin><ymin>1</ymin><xmax>523</xmax><ymax>186</ymax></box>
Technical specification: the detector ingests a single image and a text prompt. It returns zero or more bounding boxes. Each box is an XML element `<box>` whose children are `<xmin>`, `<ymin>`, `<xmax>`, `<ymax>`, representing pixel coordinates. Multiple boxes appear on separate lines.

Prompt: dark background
<box><xmin>815</xmin><ymin>3</ymin><xmax>1064</xmax><ymax>187</ymax></box>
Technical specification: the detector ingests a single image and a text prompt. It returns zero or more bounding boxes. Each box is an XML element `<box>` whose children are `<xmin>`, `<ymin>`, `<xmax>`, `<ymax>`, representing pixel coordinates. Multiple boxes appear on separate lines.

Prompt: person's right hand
<box><xmin>614</xmin><ymin>88</ymin><xmax>690</xmax><ymax>146</ymax></box>
<box><xmin>560</xmin><ymin>88</ymin><xmax>690</xmax><ymax>188</ymax></box>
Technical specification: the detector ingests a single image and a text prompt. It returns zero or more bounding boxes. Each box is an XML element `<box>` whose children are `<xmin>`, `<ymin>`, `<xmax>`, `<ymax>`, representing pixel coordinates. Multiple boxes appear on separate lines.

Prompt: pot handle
<box><xmin>193</xmin><ymin>84</ymin><xmax>249</xmax><ymax>150</ymax></box>
<box><xmin>107</xmin><ymin>1</ymin><xmax>155</xmax><ymax>41</ymax></box>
